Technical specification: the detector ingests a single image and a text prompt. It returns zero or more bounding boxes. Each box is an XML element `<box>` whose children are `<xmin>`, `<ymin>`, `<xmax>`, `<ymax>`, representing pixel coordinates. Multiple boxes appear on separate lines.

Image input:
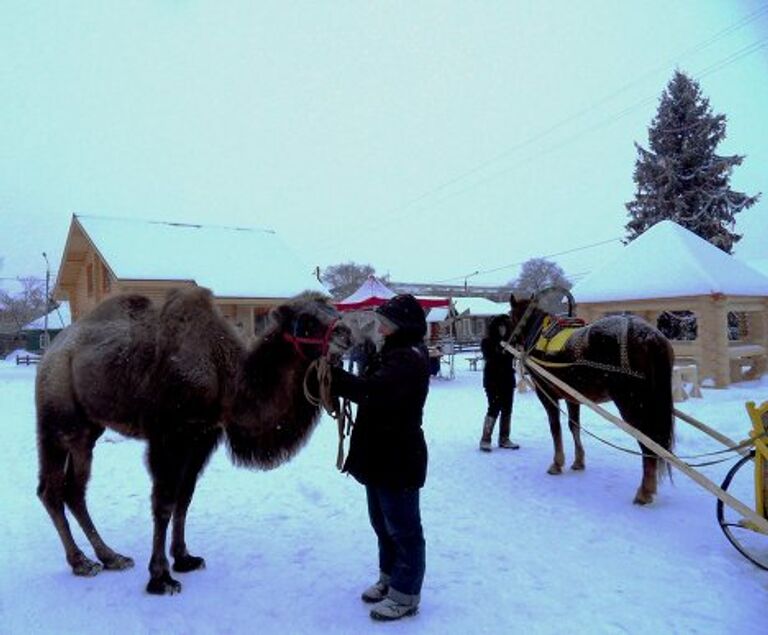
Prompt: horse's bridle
<box><xmin>504</xmin><ymin>300</ymin><xmax>538</xmax><ymax>351</ymax></box>
<box><xmin>283</xmin><ymin>317</ymin><xmax>339</xmax><ymax>360</ymax></box>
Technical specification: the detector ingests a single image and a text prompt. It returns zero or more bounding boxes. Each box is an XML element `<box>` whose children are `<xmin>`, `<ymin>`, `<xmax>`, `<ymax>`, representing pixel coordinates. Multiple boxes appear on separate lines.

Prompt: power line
<box><xmin>369</xmin><ymin>33</ymin><xmax>768</xmax><ymax>253</ymax></box>
<box><xmin>311</xmin><ymin>7</ymin><xmax>768</xmax><ymax>254</ymax></box>
<box><xmin>431</xmin><ymin>236</ymin><xmax>623</xmax><ymax>284</ymax></box>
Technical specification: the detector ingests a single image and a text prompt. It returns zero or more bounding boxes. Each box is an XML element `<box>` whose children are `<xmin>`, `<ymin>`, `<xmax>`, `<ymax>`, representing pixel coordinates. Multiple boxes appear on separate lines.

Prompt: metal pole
<box><xmin>42</xmin><ymin>252</ymin><xmax>50</xmax><ymax>351</ymax></box>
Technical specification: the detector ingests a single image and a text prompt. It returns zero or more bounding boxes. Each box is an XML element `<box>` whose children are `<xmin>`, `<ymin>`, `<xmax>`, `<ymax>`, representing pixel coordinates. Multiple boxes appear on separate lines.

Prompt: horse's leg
<box><xmin>170</xmin><ymin>431</ymin><xmax>220</xmax><ymax>573</ymax></box>
<box><xmin>615</xmin><ymin>399</ymin><xmax>657</xmax><ymax>505</ymax></box>
<box><xmin>145</xmin><ymin>432</ymin><xmax>187</xmax><ymax>595</ymax></box>
<box><xmin>538</xmin><ymin>390</ymin><xmax>565</xmax><ymax>475</ymax></box>
<box><xmin>37</xmin><ymin>434</ymin><xmax>102</xmax><ymax>576</ymax></box>
<box><xmin>63</xmin><ymin>428</ymin><xmax>134</xmax><ymax>571</ymax></box>
<box><xmin>566</xmin><ymin>401</ymin><xmax>585</xmax><ymax>471</ymax></box>
<box><xmin>635</xmin><ymin>455</ymin><xmax>659</xmax><ymax>506</ymax></box>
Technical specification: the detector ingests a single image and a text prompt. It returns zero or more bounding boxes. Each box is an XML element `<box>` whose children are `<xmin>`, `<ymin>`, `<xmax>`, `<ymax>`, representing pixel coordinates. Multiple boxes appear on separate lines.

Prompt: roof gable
<box><xmin>572</xmin><ymin>220</ymin><xmax>768</xmax><ymax>302</ymax></box>
<box><xmin>75</xmin><ymin>215</ymin><xmax>326</xmax><ymax>298</ymax></box>
<box><xmin>22</xmin><ymin>302</ymin><xmax>71</xmax><ymax>331</ymax></box>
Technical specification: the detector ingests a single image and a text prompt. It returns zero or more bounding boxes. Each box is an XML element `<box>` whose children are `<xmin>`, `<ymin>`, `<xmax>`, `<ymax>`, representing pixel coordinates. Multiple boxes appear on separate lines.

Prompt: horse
<box><xmin>507</xmin><ymin>288</ymin><xmax>675</xmax><ymax>504</ymax></box>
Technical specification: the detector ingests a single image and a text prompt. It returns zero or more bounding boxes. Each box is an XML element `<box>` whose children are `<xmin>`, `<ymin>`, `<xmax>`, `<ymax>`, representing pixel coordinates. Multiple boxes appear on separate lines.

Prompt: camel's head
<box><xmin>271</xmin><ymin>293</ymin><xmax>353</xmax><ymax>363</ymax></box>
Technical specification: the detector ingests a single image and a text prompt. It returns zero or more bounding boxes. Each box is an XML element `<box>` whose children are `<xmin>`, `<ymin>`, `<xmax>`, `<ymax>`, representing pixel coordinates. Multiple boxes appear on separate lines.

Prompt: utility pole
<box><xmin>42</xmin><ymin>252</ymin><xmax>50</xmax><ymax>351</ymax></box>
<box><xmin>463</xmin><ymin>270</ymin><xmax>479</xmax><ymax>294</ymax></box>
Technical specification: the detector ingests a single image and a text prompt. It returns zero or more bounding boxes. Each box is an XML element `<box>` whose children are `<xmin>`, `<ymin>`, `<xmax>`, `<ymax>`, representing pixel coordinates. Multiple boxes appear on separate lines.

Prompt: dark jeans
<box><xmin>485</xmin><ymin>388</ymin><xmax>514</xmax><ymax>419</ymax></box>
<box><xmin>365</xmin><ymin>485</ymin><xmax>425</xmax><ymax>598</ymax></box>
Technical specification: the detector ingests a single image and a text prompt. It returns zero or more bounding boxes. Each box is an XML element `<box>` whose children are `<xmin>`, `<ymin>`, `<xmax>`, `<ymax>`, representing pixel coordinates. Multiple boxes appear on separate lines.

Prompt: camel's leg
<box><xmin>37</xmin><ymin>437</ymin><xmax>102</xmax><ymax>576</ymax></box>
<box><xmin>566</xmin><ymin>401</ymin><xmax>585</xmax><ymax>471</ymax></box>
<box><xmin>145</xmin><ymin>434</ymin><xmax>187</xmax><ymax>595</ymax></box>
<box><xmin>539</xmin><ymin>391</ymin><xmax>565</xmax><ymax>475</ymax></box>
<box><xmin>170</xmin><ymin>432</ymin><xmax>220</xmax><ymax>573</ymax></box>
<box><xmin>63</xmin><ymin>431</ymin><xmax>134</xmax><ymax>571</ymax></box>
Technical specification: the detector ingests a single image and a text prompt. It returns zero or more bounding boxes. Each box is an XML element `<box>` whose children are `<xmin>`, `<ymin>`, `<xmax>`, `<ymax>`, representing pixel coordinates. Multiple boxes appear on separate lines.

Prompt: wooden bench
<box><xmin>16</xmin><ymin>354</ymin><xmax>42</xmax><ymax>366</ymax></box>
<box><xmin>728</xmin><ymin>344</ymin><xmax>767</xmax><ymax>382</ymax></box>
<box><xmin>466</xmin><ymin>356</ymin><xmax>483</xmax><ymax>371</ymax></box>
<box><xmin>672</xmin><ymin>363</ymin><xmax>702</xmax><ymax>402</ymax></box>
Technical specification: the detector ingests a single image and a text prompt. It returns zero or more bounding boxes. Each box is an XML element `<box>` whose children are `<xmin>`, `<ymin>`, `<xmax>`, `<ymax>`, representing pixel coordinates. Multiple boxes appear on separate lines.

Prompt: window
<box><xmin>657</xmin><ymin>311</ymin><xmax>697</xmax><ymax>341</ymax></box>
<box><xmin>86</xmin><ymin>264</ymin><xmax>94</xmax><ymax>297</ymax></box>
<box><xmin>101</xmin><ymin>263</ymin><xmax>111</xmax><ymax>294</ymax></box>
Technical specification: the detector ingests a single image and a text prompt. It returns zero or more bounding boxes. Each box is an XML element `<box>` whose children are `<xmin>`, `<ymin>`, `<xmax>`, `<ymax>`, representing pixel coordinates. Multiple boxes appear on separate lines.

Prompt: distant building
<box><xmin>21</xmin><ymin>301</ymin><xmax>71</xmax><ymax>352</ymax></box>
<box><xmin>451</xmin><ymin>296</ymin><xmax>510</xmax><ymax>343</ymax></box>
<box><xmin>54</xmin><ymin>214</ymin><xmax>325</xmax><ymax>335</ymax></box>
<box><xmin>572</xmin><ymin>220</ymin><xmax>768</xmax><ymax>387</ymax></box>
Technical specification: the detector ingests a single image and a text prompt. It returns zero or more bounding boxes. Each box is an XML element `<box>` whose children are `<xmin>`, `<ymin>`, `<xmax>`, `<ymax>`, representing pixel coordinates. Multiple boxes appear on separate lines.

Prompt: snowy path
<box><xmin>1</xmin><ymin>362</ymin><xmax>766</xmax><ymax>634</ymax></box>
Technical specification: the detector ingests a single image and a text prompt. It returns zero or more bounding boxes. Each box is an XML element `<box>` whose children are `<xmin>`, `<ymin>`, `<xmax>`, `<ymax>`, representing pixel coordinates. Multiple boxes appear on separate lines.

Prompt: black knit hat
<box><xmin>376</xmin><ymin>294</ymin><xmax>427</xmax><ymax>338</ymax></box>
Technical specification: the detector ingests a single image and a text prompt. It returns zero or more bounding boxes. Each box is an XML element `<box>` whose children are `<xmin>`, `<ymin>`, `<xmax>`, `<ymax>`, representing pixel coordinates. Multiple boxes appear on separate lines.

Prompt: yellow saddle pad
<box><xmin>533</xmin><ymin>316</ymin><xmax>582</xmax><ymax>355</ymax></box>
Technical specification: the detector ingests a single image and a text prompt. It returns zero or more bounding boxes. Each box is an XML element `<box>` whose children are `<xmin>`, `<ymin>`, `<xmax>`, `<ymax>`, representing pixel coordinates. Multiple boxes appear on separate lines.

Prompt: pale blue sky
<box><xmin>1</xmin><ymin>1</ymin><xmax>766</xmax><ymax>287</ymax></box>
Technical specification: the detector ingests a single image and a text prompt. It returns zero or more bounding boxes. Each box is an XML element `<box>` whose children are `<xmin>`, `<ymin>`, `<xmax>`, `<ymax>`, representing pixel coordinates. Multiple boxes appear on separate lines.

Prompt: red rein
<box><xmin>282</xmin><ymin>318</ymin><xmax>338</xmax><ymax>360</ymax></box>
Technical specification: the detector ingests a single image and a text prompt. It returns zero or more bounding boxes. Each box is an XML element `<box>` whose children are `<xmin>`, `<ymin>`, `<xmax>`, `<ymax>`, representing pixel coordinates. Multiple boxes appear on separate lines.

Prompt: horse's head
<box><xmin>506</xmin><ymin>293</ymin><xmax>537</xmax><ymax>347</ymax></box>
<box><xmin>270</xmin><ymin>293</ymin><xmax>353</xmax><ymax>362</ymax></box>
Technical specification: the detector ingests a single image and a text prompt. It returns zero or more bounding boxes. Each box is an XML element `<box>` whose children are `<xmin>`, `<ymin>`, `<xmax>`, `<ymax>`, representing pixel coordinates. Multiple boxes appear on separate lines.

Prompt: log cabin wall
<box><xmin>576</xmin><ymin>295</ymin><xmax>767</xmax><ymax>388</ymax></box>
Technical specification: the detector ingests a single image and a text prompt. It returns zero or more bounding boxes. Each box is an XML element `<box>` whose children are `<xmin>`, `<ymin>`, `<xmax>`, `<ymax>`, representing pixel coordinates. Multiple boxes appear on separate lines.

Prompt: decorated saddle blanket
<box><xmin>533</xmin><ymin>316</ymin><xmax>587</xmax><ymax>355</ymax></box>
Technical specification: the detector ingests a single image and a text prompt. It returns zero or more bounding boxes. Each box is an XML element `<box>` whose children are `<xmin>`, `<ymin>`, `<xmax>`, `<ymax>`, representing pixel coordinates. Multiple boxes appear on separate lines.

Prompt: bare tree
<box><xmin>0</xmin><ymin>277</ymin><xmax>47</xmax><ymax>330</ymax></box>
<box><xmin>321</xmin><ymin>262</ymin><xmax>386</xmax><ymax>300</ymax></box>
<box><xmin>509</xmin><ymin>258</ymin><xmax>571</xmax><ymax>297</ymax></box>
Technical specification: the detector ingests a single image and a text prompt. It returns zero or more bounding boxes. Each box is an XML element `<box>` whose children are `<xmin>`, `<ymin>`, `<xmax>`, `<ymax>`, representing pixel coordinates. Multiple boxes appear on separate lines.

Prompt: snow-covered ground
<box><xmin>1</xmin><ymin>358</ymin><xmax>767</xmax><ymax>634</ymax></box>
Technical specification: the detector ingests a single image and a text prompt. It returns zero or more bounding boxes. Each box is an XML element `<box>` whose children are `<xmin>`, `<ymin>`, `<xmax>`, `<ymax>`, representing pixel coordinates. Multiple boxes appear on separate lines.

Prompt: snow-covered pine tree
<box><xmin>625</xmin><ymin>70</ymin><xmax>759</xmax><ymax>253</ymax></box>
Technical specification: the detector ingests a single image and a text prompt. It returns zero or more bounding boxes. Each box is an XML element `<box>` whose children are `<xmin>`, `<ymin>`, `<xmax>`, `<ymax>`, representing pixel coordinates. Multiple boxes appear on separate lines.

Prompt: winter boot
<box><xmin>370</xmin><ymin>596</ymin><xmax>419</xmax><ymax>621</ymax></box>
<box><xmin>498</xmin><ymin>414</ymin><xmax>520</xmax><ymax>449</ymax></box>
<box><xmin>479</xmin><ymin>416</ymin><xmax>495</xmax><ymax>452</ymax></box>
<box><xmin>361</xmin><ymin>575</ymin><xmax>390</xmax><ymax>603</ymax></box>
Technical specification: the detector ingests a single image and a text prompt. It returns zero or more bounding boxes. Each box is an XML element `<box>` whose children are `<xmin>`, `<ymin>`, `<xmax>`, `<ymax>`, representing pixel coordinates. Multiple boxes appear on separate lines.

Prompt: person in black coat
<box><xmin>479</xmin><ymin>313</ymin><xmax>520</xmax><ymax>451</ymax></box>
<box><xmin>330</xmin><ymin>294</ymin><xmax>429</xmax><ymax>621</ymax></box>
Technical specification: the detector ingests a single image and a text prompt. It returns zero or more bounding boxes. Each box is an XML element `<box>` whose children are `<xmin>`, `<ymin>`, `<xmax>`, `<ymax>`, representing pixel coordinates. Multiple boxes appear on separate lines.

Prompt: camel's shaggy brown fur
<box><xmin>36</xmin><ymin>286</ymin><xmax>351</xmax><ymax>594</ymax></box>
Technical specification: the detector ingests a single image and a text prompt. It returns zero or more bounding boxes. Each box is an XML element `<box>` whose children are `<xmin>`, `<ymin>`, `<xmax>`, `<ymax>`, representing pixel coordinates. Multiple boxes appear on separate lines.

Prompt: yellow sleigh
<box><xmin>716</xmin><ymin>401</ymin><xmax>768</xmax><ymax>569</ymax></box>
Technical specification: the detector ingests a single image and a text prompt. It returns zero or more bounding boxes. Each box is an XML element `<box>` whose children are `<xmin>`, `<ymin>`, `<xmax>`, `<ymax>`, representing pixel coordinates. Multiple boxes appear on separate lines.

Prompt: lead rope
<box><xmin>303</xmin><ymin>357</ymin><xmax>353</xmax><ymax>470</ymax></box>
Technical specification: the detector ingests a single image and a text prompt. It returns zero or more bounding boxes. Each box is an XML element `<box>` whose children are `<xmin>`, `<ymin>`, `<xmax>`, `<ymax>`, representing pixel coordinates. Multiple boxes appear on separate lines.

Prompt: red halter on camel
<box><xmin>283</xmin><ymin>317</ymin><xmax>339</xmax><ymax>360</ymax></box>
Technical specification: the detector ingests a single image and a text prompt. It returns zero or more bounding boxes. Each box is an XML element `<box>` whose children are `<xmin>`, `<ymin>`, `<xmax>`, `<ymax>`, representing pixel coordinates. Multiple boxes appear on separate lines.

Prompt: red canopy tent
<box><xmin>335</xmin><ymin>275</ymin><xmax>449</xmax><ymax>311</ymax></box>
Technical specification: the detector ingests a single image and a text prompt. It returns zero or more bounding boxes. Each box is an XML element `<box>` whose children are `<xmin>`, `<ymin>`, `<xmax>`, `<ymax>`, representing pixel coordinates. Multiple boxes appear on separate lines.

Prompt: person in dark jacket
<box><xmin>330</xmin><ymin>294</ymin><xmax>429</xmax><ymax>622</ymax></box>
<box><xmin>479</xmin><ymin>313</ymin><xmax>520</xmax><ymax>451</ymax></box>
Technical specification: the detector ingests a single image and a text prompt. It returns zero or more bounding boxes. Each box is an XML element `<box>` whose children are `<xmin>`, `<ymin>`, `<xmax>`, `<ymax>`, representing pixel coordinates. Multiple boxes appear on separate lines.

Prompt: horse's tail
<box><xmin>647</xmin><ymin>337</ymin><xmax>676</xmax><ymax>481</ymax></box>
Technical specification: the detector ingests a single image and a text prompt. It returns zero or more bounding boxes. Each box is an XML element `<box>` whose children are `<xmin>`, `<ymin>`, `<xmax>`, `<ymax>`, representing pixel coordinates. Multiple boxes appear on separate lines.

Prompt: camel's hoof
<box><xmin>547</xmin><ymin>464</ymin><xmax>563</xmax><ymax>475</ymax></box>
<box><xmin>173</xmin><ymin>555</ymin><xmax>206</xmax><ymax>573</ymax></box>
<box><xmin>571</xmin><ymin>461</ymin><xmax>585</xmax><ymax>471</ymax></box>
<box><xmin>146</xmin><ymin>572</ymin><xmax>182</xmax><ymax>595</ymax></box>
<box><xmin>101</xmin><ymin>553</ymin><xmax>135</xmax><ymax>571</ymax></box>
<box><xmin>71</xmin><ymin>555</ymin><xmax>103</xmax><ymax>577</ymax></box>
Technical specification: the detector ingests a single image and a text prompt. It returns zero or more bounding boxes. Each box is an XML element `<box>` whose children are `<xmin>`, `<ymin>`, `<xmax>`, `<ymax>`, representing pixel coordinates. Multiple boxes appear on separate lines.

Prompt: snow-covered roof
<box><xmin>426</xmin><ymin>307</ymin><xmax>450</xmax><ymax>323</ymax></box>
<box><xmin>572</xmin><ymin>220</ymin><xmax>768</xmax><ymax>302</ymax></box>
<box><xmin>22</xmin><ymin>302</ymin><xmax>71</xmax><ymax>330</ymax></box>
<box><xmin>452</xmin><ymin>296</ymin><xmax>508</xmax><ymax>317</ymax></box>
<box><xmin>76</xmin><ymin>215</ymin><xmax>325</xmax><ymax>298</ymax></box>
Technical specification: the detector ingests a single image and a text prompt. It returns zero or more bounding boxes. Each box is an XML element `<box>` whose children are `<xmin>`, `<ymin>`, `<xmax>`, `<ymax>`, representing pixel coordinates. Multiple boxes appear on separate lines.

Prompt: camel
<box><xmin>35</xmin><ymin>286</ymin><xmax>354</xmax><ymax>594</ymax></box>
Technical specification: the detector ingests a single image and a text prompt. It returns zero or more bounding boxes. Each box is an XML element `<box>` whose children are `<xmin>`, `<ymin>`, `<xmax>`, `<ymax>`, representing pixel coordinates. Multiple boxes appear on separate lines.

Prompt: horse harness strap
<box><xmin>526</xmin><ymin>315</ymin><xmax>645</xmax><ymax>380</ymax></box>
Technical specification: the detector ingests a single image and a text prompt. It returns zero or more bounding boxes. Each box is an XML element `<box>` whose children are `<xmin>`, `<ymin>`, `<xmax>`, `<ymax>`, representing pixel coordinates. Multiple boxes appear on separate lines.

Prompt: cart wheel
<box><xmin>717</xmin><ymin>450</ymin><xmax>768</xmax><ymax>570</ymax></box>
